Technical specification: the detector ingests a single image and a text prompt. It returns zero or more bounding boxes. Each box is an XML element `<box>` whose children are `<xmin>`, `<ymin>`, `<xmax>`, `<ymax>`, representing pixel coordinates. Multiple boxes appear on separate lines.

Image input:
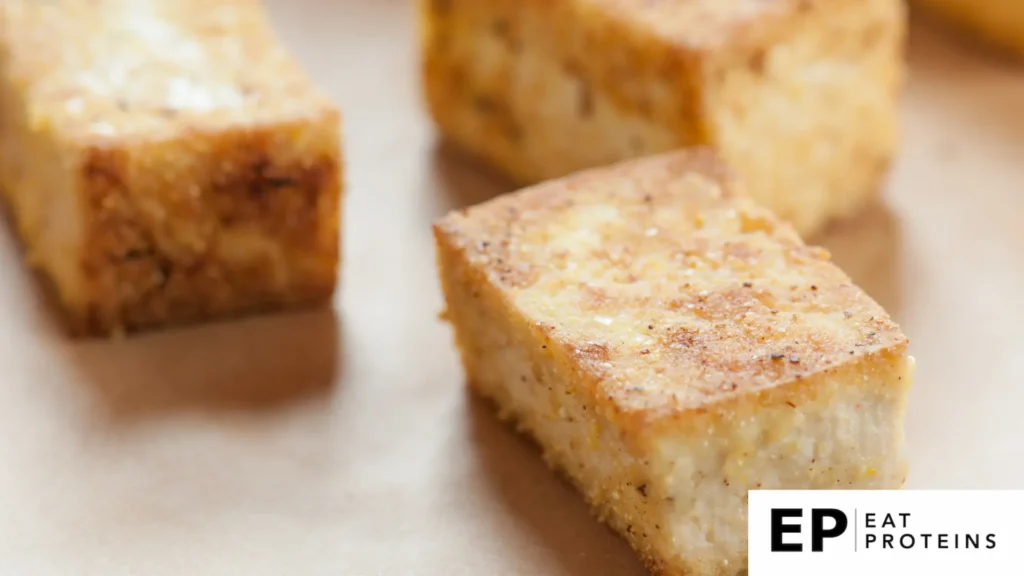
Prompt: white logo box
<box><xmin>748</xmin><ymin>491</ymin><xmax>1020</xmax><ymax>575</ymax></box>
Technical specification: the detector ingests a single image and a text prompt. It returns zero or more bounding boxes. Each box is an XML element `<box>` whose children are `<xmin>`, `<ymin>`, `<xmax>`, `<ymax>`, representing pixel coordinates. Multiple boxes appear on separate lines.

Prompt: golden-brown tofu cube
<box><xmin>434</xmin><ymin>150</ymin><xmax>913</xmax><ymax>575</ymax></box>
<box><xmin>420</xmin><ymin>0</ymin><xmax>906</xmax><ymax>236</ymax></box>
<box><xmin>913</xmin><ymin>0</ymin><xmax>1024</xmax><ymax>59</ymax></box>
<box><xmin>0</xmin><ymin>0</ymin><xmax>343</xmax><ymax>336</ymax></box>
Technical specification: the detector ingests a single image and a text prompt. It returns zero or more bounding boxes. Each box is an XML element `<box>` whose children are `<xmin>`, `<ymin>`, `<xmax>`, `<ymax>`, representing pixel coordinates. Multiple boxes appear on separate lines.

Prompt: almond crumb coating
<box><xmin>0</xmin><ymin>0</ymin><xmax>343</xmax><ymax>335</ymax></box>
<box><xmin>434</xmin><ymin>149</ymin><xmax>913</xmax><ymax>575</ymax></box>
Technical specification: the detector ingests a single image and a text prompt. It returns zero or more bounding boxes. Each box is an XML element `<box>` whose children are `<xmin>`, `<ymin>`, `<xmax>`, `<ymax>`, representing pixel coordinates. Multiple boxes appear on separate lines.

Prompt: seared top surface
<box><xmin>0</xmin><ymin>0</ymin><xmax>334</xmax><ymax>142</ymax></box>
<box><xmin>570</xmin><ymin>0</ymin><xmax>807</xmax><ymax>51</ymax></box>
<box><xmin>436</xmin><ymin>149</ymin><xmax>906</xmax><ymax>412</ymax></box>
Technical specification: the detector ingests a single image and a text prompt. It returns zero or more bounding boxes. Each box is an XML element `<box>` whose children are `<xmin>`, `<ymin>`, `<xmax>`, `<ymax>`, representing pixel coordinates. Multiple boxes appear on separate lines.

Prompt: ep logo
<box><xmin>771</xmin><ymin>508</ymin><xmax>849</xmax><ymax>552</ymax></box>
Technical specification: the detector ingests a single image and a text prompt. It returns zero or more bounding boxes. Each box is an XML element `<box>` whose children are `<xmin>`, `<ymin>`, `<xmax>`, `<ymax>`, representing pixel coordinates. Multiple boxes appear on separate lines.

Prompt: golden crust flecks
<box><xmin>434</xmin><ymin>149</ymin><xmax>912</xmax><ymax>575</ymax></box>
<box><xmin>421</xmin><ymin>0</ymin><xmax>904</xmax><ymax>236</ymax></box>
<box><xmin>0</xmin><ymin>0</ymin><xmax>343</xmax><ymax>336</ymax></box>
<box><xmin>435</xmin><ymin>149</ymin><xmax>906</xmax><ymax>417</ymax></box>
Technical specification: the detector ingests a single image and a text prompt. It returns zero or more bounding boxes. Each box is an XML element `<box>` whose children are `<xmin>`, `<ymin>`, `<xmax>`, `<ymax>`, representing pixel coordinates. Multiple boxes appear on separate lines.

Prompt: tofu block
<box><xmin>420</xmin><ymin>0</ymin><xmax>905</xmax><ymax>237</ymax></box>
<box><xmin>433</xmin><ymin>150</ymin><xmax>913</xmax><ymax>575</ymax></box>
<box><xmin>913</xmin><ymin>0</ymin><xmax>1024</xmax><ymax>59</ymax></box>
<box><xmin>0</xmin><ymin>0</ymin><xmax>343</xmax><ymax>336</ymax></box>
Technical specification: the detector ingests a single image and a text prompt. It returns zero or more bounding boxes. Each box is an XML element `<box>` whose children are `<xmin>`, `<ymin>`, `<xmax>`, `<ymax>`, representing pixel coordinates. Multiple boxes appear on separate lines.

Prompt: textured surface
<box><xmin>436</xmin><ymin>150</ymin><xmax>905</xmax><ymax>415</ymax></box>
<box><xmin>435</xmin><ymin>150</ymin><xmax>911</xmax><ymax>574</ymax></box>
<box><xmin>420</xmin><ymin>0</ymin><xmax>904</xmax><ymax>236</ymax></box>
<box><xmin>0</xmin><ymin>2</ymin><xmax>1021</xmax><ymax>576</ymax></box>
<box><xmin>564</xmin><ymin>0</ymin><xmax>816</xmax><ymax>52</ymax></box>
<box><xmin>0</xmin><ymin>0</ymin><xmax>342</xmax><ymax>335</ymax></box>
<box><xmin>0</xmin><ymin>0</ymin><xmax>331</xmax><ymax>139</ymax></box>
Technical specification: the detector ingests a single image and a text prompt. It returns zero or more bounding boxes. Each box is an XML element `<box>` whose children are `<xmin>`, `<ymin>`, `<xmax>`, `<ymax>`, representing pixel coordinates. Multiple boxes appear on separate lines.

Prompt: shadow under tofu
<box><xmin>429</xmin><ymin>139</ymin><xmax>517</xmax><ymax>213</ymax></box>
<box><xmin>811</xmin><ymin>200</ymin><xmax>903</xmax><ymax>322</ymax></box>
<box><xmin>61</xmin><ymin>307</ymin><xmax>342</xmax><ymax>426</ymax></box>
<box><xmin>466</xmin><ymin>394</ymin><xmax>649</xmax><ymax>576</ymax></box>
<box><xmin>0</xmin><ymin>185</ymin><xmax>341</xmax><ymax>425</ymax></box>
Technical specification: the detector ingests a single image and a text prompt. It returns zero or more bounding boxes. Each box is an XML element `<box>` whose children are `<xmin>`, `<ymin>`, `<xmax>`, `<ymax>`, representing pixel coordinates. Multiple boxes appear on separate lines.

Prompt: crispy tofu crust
<box><xmin>0</xmin><ymin>0</ymin><xmax>343</xmax><ymax>336</ymax></box>
<box><xmin>420</xmin><ymin>0</ymin><xmax>905</xmax><ymax>236</ymax></box>
<box><xmin>434</xmin><ymin>150</ymin><xmax>912</xmax><ymax>575</ymax></box>
<box><xmin>913</xmin><ymin>0</ymin><xmax>1024</xmax><ymax>59</ymax></box>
